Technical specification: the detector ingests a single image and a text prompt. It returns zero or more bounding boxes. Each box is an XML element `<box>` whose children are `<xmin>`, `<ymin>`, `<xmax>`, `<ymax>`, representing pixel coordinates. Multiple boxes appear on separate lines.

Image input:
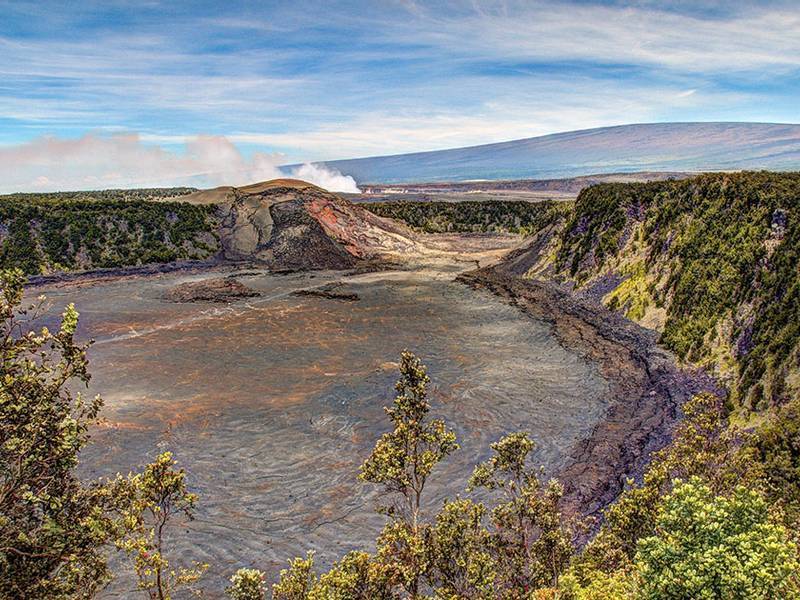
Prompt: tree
<box><xmin>119</xmin><ymin>451</ymin><xmax>207</xmax><ymax>600</ymax></box>
<box><xmin>360</xmin><ymin>351</ymin><xmax>459</xmax><ymax>526</ymax></box>
<box><xmin>468</xmin><ymin>432</ymin><xmax>576</xmax><ymax>597</ymax></box>
<box><xmin>427</xmin><ymin>498</ymin><xmax>495</xmax><ymax>599</ymax></box>
<box><xmin>0</xmin><ymin>268</ymin><xmax>134</xmax><ymax>598</ymax></box>
<box><xmin>635</xmin><ymin>477</ymin><xmax>800</xmax><ymax>599</ymax></box>
<box><xmin>309</xmin><ymin>551</ymin><xmax>397</xmax><ymax>600</ymax></box>
<box><xmin>360</xmin><ymin>351</ymin><xmax>458</xmax><ymax>598</ymax></box>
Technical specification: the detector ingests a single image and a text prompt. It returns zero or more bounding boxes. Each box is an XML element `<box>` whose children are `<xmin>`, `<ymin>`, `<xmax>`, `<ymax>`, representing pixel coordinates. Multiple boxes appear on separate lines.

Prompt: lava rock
<box><xmin>165</xmin><ymin>278</ymin><xmax>261</xmax><ymax>303</ymax></box>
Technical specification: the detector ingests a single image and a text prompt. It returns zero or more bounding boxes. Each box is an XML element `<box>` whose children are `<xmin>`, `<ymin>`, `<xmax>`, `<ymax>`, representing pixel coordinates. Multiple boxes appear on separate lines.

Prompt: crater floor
<box><xmin>34</xmin><ymin>266</ymin><xmax>611</xmax><ymax>597</ymax></box>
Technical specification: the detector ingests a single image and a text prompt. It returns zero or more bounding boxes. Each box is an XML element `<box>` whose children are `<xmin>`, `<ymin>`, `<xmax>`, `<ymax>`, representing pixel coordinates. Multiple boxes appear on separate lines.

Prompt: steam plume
<box><xmin>0</xmin><ymin>134</ymin><xmax>360</xmax><ymax>194</ymax></box>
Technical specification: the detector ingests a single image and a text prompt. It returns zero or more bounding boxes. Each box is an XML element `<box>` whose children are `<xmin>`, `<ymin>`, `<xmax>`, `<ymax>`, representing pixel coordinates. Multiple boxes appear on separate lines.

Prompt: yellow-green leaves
<box><xmin>635</xmin><ymin>478</ymin><xmax>800</xmax><ymax>599</ymax></box>
<box><xmin>60</xmin><ymin>303</ymin><xmax>79</xmax><ymax>336</ymax></box>
<box><xmin>428</xmin><ymin>498</ymin><xmax>495</xmax><ymax>599</ymax></box>
<box><xmin>227</xmin><ymin>567</ymin><xmax>267</xmax><ymax>600</ymax></box>
<box><xmin>119</xmin><ymin>451</ymin><xmax>207</xmax><ymax>600</ymax></box>
<box><xmin>0</xmin><ymin>269</ymin><xmax>114</xmax><ymax>599</ymax></box>
<box><xmin>273</xmin><ymin>552</ymin><xmax>317</xmax><ymax>600</ymax></box>
<box><xmin>359</xmin><ymin>351</ymin><xmax>458</xmax><ymax>598</ymax></box>
<box><xmin>360</xmin><ymin>351</ymin><xmax>458</xmax><ymax>523</ymax></box>
<box><xmin>468</xmin><ymin>431</ymin><xmax>535</xmax><ymax>492</ymax></box>
<box><xmin>468</xmin><ymin>432</ymin><xmax>578</xmax><ymax>596</ymax></box>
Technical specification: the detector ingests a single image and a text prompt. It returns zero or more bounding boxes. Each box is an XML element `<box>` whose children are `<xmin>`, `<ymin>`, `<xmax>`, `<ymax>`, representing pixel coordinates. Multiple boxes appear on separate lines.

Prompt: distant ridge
<box><xmin>296</xmin><ymin>122</ymin><xmax>800</xmax><ymax>184</ymax></box>
<box><xmin>179</xmin><ymin>178</ymin><xmax>325</xmax><ymax>204</ymax></box>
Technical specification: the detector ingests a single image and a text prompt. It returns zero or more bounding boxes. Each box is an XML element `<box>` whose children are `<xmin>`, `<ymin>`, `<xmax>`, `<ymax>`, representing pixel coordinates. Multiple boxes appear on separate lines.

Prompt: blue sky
<box><xmin>1</xmin><ymin>0</ymin><xmax>799</xmax><ymax>190</ymax></box>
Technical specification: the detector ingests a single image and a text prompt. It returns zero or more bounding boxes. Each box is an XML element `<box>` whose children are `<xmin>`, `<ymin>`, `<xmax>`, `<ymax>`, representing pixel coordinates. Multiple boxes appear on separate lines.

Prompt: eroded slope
<box><xmin>493</xmin><ymin>171</ymin><xmax>800</xmax><ymax>408</ymax></box>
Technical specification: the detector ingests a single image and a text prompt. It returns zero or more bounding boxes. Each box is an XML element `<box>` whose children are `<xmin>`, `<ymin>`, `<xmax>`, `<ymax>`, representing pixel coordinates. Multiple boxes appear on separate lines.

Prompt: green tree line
<box><xmin>363</xmin><ymin>200</ymin><xmax>568</xmax><ymax>236</ymax></box>
<box><xmin>0</xmin><ymin>197</ymin><xmax>219</xmax><ymax>275</ymax></box>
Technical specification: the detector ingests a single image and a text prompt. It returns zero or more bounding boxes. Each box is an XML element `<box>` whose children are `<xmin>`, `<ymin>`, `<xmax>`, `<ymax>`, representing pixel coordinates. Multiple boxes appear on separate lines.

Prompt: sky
<box><xmin>1</xmin><ymin>0</ymin><xmax>799</xmax><ymax>191</ymax></box>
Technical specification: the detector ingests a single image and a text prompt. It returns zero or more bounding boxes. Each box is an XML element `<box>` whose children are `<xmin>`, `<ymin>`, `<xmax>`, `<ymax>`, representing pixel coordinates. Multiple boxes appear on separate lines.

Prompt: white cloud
<box><xmin>0</xmin><ymin>134</ymin><xmax>359</xmax><ymax>193</ymax></box>
<box><xmin>224</xmin><ymin>79</ymin><xmax>714</xmax><ymax>158</ymax></box>
<box><xmin>0</xmin><ymin>1</ymin><xmax>797</xmax><ymax>165</ymax></box>
<box><xmin>397</xmin><ymin>1</ymin><xmax>800</xmax><ymax>73</ymax></box>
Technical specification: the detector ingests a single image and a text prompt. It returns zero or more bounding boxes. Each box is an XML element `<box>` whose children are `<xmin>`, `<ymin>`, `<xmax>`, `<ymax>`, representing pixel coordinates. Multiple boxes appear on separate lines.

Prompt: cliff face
<box><xmin>494</xmin><ymin>171</ymin><xmax>800</xmax><ymax>408</ymax></box>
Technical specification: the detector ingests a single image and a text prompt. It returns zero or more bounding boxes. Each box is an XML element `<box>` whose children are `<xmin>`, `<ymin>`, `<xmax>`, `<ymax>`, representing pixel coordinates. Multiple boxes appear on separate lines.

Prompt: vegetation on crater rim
<box><xmin>545</xmin><ymin>172</ymin><xmax>800</xmax><ymax>409</ymax></box>
<box><xmin>364</xmin><ymin>199</ymin><xmax>568</xmax><ymax>236</ymax></box>
<box><xmin>0</xmin><ymin>196</ymin><xmax>219</xmax><ymax>274</ymax></box>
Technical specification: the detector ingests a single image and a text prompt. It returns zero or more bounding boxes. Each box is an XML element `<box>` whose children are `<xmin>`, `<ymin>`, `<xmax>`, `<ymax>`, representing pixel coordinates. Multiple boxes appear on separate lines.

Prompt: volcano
<box><xmin>182</xmin><ymin>179</ymin><xmax>419</xmax><ymax>271</ymax></box>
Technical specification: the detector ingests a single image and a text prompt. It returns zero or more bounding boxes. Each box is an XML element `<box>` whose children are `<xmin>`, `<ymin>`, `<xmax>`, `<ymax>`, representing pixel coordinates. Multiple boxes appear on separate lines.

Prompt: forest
<box><xmin>0</xmin><ymin>194</ymin><xmax>218</xmax><ymax>274</ymax></box>
<box><xmin>363</xmin><ymin>199</ymin><xmax>567</xmax><ymax>236</ymax></box>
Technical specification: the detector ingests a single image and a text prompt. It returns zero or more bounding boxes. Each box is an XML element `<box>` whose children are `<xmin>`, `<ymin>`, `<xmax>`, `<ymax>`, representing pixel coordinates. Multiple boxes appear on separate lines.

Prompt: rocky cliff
<box><xmin>491</xmin><ymin>171</ymin><xmax>800</xmax><ymax>409</ymax></box>
<box><xmin>207</xmin><ymin>179</ymin><xmax>419</xmax><ymax>271</ymax></box>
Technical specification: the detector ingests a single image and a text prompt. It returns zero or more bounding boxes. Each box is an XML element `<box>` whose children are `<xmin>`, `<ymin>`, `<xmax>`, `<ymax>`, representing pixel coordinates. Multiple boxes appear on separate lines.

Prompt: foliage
<box><xmin>427</xmin><ymin>498</ymin><xmax>495</xmax><ymax>599</ymax></box>
<box><xmin>272</xmin><ymin>552</ymin><xmax>317</xmax><ymax>600</ymax></box>
<box><xmin>119</xmin><ymin>451</ymin><xmax>207</xmax><ymax>600</ymax></box>
<box><xmin>374</xmin><ymin>520</ymin><xmax>432</xmax><ymax>597</ymax></box>
<box><xmin>576</xmin><ymin>392</ymin><xmax>763</xmax><ymax>579</ymax></box>
<box><xmin>272</xmin><ymin>550</ymin><xmax>397</xmax><ymax>600</ymax></box>
<box><xmin>359</xmin><ymin>350</ymin><xmax>458</xmax><ymax>597</ymax></box>
<box><xmin>0</xmin><ymin>196</ymin><xmax>218</xmax><ymax>275</ymax></box>
<box><xmin>568</xmin><ymin>395</ymin><xmax>799</xmax><ymax>600</ymax></box>
<box><xmin>635</xmin><ymin>477</ymin><xmax>800</xmax><ymax>599</ymax></box>
<box><xmin>364</xmin><ymin>199</ymin><xmax>566</xmax><ymax>235</ymax></box>
<box><xmin>604</xmin><ymin>261</ymin><xmax>650</xmax><ymax>321</ymax></box>
<box><xmin>549</xmin><ymin>172</ymin><xmax>800</xmax><ymax>405</ymax></box>
<box><xmin>227</xmin><ymin>567</ymin><xmax>268</xmax><ymax>600</ymax></box>
<box><xmin>555</xmin><ymin>183</ymin><xmax>643</xmax><ymax>277</ymax></box>
<box><xmin>750</xmin><ymin>398</ymin><xmax>800</xmax><ymax>528</ymax></box>
<box><xmin>559</xmin><ymin>569</ymin><xmax>637</xmax><ymax>600</ymax></box>
<box><xmin>0</xmin><ymin>268</ymin><xmax>135</xmax><ymax>598</ymax></box>
<box><xmin>0</xmin><ymin>187</ymin><xmax>197</xmax><ymax>204</ymax></box>
<box><xmin>468</xmin><ymin>433</ymin><xmax>577</xmax><ymax>596</ymax></box>
<box><xmin>359</xmin><ymin>351</ymin><xmax>459</xmax><ymax>524</ymax></box>
<box><xmin>309</xmin><ymin>551</ymin><xmax>397</xmax><ymax>600</ymax></box>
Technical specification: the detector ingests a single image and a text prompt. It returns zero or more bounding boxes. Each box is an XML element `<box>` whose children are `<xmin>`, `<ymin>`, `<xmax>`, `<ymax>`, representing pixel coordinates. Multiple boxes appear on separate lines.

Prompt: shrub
<box><xmin>635</xmin><ymin>477</ymin><xmax>800</xmax><ymax>599</ymax></box>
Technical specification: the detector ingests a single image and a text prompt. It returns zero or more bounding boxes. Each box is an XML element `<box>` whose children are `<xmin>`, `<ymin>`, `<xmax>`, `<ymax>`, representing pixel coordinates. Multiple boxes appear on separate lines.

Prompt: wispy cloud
<box><xmin>0</xmin><ymin>0</ymin><xmax>798</xmax><ymax>172</ymax></box>
<box><xmin>225</xmin><ymin>80</ymin><xmax>712</xmax><ymax>158</ymax></box>
<box><xmin>402</xmin><ymin>1</ymin><xmax>800</xmax><ymax>74</ymax></box>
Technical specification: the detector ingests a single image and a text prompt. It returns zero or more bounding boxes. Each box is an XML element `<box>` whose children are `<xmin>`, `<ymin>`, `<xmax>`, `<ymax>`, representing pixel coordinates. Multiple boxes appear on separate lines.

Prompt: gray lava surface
<box><xmin>32</xmin><ymin>268</ymin><xmax>611</xmax><ymax>597</ymax></box>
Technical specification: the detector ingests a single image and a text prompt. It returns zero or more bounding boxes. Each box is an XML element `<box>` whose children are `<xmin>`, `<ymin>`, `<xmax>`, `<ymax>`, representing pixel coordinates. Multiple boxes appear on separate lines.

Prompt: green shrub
<box><xmin>635</xmin><ymin>477</ymin><xmax>800</xmax><ymax>599</ymax></box>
